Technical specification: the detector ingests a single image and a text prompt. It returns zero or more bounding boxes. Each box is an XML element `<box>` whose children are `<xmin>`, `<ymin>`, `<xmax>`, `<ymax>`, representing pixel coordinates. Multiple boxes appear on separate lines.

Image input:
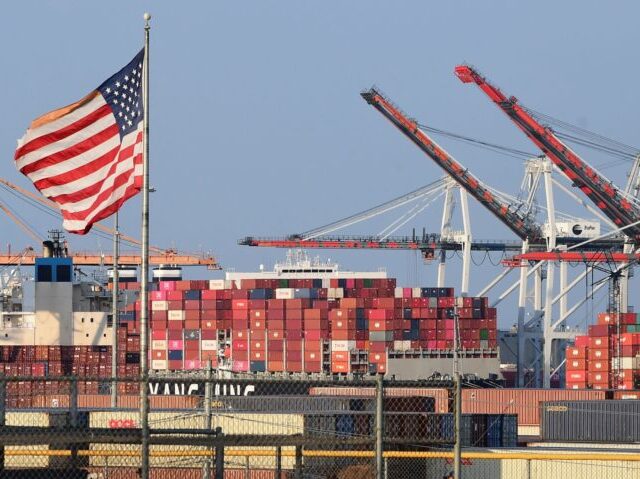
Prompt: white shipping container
<box><xmin>322</xmin><ymin>279</ymin><xmax>331</xmax><ymax>288</ymax></box>
<box><xmin>334</xmin><ymin>288</ymin><xmax>344</xmax><ymax>299</ymax></box>
<box><xmin>331</xmin><ymin>340</ymin><xmax>355</xmax><ymax>352</ymax></box>
<box><xmin>412</xmin><ymin>287</ymin><xmax>421</xmax><ymax>298</ymax></box>
<box><xmin>394</xmin><ymin>287</ymin><xmax>403</xmax><ymax>298</ymax></box>
<box><xmin>275</xmin><ymin>288</ymin><xmax>294</xmax><ymax>300</ymax></box>
<box><xmin>201</xmin><ymin>340</ymin><xmax>218</xmax><ymax>351</ymax></box>
<box><xmin>168</xmin><ymin>310</ymin><xmax>185</xmax><ymax>321</ymax></box>
<box><xmin>393</xmin><ymin>340</ymin><xmax>404</xmax><ymax>351</ymax></box>
<box><xmin>151</xmin><ymin>360</ymin><xmax>168</xmax><ymax>370</ymax></box>
<box><xmin>152</xmin><ymin>340</ymin><xmax>167</xmax><ymax>350</ymax></box>
<box><xmin>209</xmin><ymin>279</ymin><xmax>226</xmax><ymax>290</ymax></box>
<box><xmin>151</xmin><ymin>301</ymin><xmax>169</xmax><ymax>311</ymax></box>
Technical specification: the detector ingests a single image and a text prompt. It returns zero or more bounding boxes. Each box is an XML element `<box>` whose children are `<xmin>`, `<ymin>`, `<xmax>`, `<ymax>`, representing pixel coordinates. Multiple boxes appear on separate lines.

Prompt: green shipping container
<box><xmin>479</xmin><ymin>329</ymin><xmax>489</xmax><ymax>340</ymax></box>
<box><xmin>278</xmin><ymin>279</ymin><xmax>289</xmax><ymax>288</ymax></box>
<box><xmin>363</xmin><ymin>278</ymin><xmax>373</xmax><ymax>288</ymax></box>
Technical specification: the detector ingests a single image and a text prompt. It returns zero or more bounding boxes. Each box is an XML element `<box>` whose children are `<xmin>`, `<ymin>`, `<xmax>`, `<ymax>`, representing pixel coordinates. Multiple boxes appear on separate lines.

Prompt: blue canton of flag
<box><xmin>98</xmin><ymin>49</ymin><xmax>145</xmax><ymax>138</ymax></box>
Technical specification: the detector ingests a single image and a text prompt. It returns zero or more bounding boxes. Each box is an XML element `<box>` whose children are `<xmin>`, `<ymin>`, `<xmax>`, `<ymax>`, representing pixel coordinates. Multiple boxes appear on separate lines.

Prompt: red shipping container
<box><xmin>304</xmin><ymin>350</ymin><xmax>322</xmax><ymax>362</ymax></box>
<box><xmin>185</xmin><ymin>310</ymin><xmax>201</xmax><ymax>320</ymax></box>
<box><xmin>588</xmin><ymin>336</ymin><xmax>610</xmax><ymax>349</ymax></box>
<box><xmin>232</xmin><ymin>319</ymin><xmax>248</xmax><ymax>330</ymax></box>
<box><xmin>588</xmin><ymin>360</ymin><xmax>609</xmax><ymax>372</ymax></box>
<box><xmin>250</xmin><ymin>309</ymin><xmax>267</xmax><ymax>320</ymax></box>
<box><xmin>233</xmin><ymin>330</ymin><xmax>249</xmax><ymax>339</ymax></box>
<box><xmin>201</xmin><ymin>330</ymin><xmax>217</xmax><ymax>340</ymax></box>
<box><xmin>331</xmin><ymin>330</ymin><xmax>355</xmax><ymax>340</ymax></box>
<box><xmin>369</xmin><ymin>319</ymin><xmax>392</xmax><ymax>331</ymax></box>
<box><xmin>566</xmin><ymin>359</ymin><xmax>587</xmax><ymax>370</ymax></box>
<box><xmin>250</xmin><ymin>329</ymin><xmax>266</xmax><ymax>340</ymax></box>
<box><xmin>232</xmin><ymin>340</ymin><xmax>248</xmax><ymax>351</ymax></box>
<box><xmin>367</xmin><ymin>309</ymin><xmax>394</xmax><ymax>320</ymax></box>
<box><xmin>287</xmin><ymin>350</ymin><xmax>302</xmax><ymax>361</ymax></box>
<box><xmin>329</xmin><ymin>309</ymin><xmax>356</xmax><ymax>322</ymax></box>
<box><xmin>185</xmin><ymin>349</ymin><xmax>199</xmax><ymax>360</ymax></box>
<box><xmin>152</xmin><ymin>329</ymin><xmax>167</xmax><ymax>340</ymax></box>
<box><xmin>250</xmin><ymin>318</ymin><xmax>266</xmax><ymax>329</ymax></box>
<box><xmin>588</xmin><ymin>371</ymin><xmax>610</xmax><ymax>384</ymax></box>
<box><xmin>305</xmin><ymin>319</ymin><xmax>328</xmax><ymax>330</ymax></box>
<box><xmin>332</xmin><ymin>318</ymin><xmax>356</xmax><ymax>330</ymax></box>
<box><xmin>268</xmin><ymin>329</ymin><xmax>285</xmax><ymax>340</ymax></box>
<box><xmin>267</xmin><ymin>361</ymin><xmax>285</xmax><ymax>372</ymax></box>
<box><xmin>268</xmin><ymin>340</ymin><xmax>284</xmax><ymax>351</ymax></box>
<box><xmin>284</xmin><ymin>309</ymin><xmax>301</xmax><ymax>321</ymax></box>
<box><xmin>588</xmin><ymin>348</ymin><xmax>610</xmax><ymax>360</ymax></box>
<box><xmin>287</xmin><ymin>340</ymin><xmax>303</xmax><ymax>351</ymax></box>
<box><xmin>159</xmin><ymin>281</ymin><xmax>177</xmax><ymax>292</ymax></box>
<box><xmin>332</xmin><ymin>351</ymin><xmax>349</xmax><ymax>362</ymax></box>
<box><xmin>232</xmin><ymin>299</ymin><xmax>249</xmax><ymax>310</ymax></box>
<box><xmin>331</xmin><ymin>361</ymin><xmax>350</xmax><ymax>373</ymax></box>
<box><xmin>233</xmin><ymin>350</ymin><xmax>248</xmax><ymax>361</ymax></box>
<box><xmin>286</xmin><ymin>361</ymin><xmax>303</xmax><ymax>372</ymax></box>
<box><xmin>369</xmin><ymin>341</ymin><xmax>387</xmax><ymax>353</ymax></box>
<box><xmin>167</xmin><ymin>321</ymin><xmax>183</xmax><ymax>331</ymax></box>
<box><xmin>286</xmin><ymin>299</ymin><xmax>312</xmax><ymax>309</ymax></box>
<box><xmin>167</xmin><ymin>290</ymin><xmax>183</xmax><ymax>301</ymax></box>
<box><xmin>566</xmin><ymin>381</ymin><xmax>588</xmax><ymax>390</ymax></box>
<box><xmin>232</xmin><ymin>309</ymin><xmax>249</xmax><ymax>321</ymax></box>
<box><xmin>250</xmin><ymin>340</ymin><xmax>266</xmax><ymax>351</ymax></box>
<box><xmin>566</xmin><ymin>346</ymin><xmax>587</xmax><ymax>359</ymax></box>
<box><xmin>250</xmin><ymin>350</ymin><xmax>266</xmax><ymax>361</ymax></box>
<box><xmin>151</xmin><ymin>310</ymin><xmax>168</xmax><ymax>321</ymax></box>
<box><xmin>267</xmin><ymin>299</ymin><xmax>285</xmax><ymax>309</ymax></box>
<box><xmin>201</xmin><ymin>320</ymin><xmax>217</xmax><ymax>330</ymax></box>
<box><xmin>304</xmin><ymin>309</ymin><xmax>322</xmax><ymax>321</ymax></box>
<box><xmin>267</xmin><ymin>309</ymin><xmax>285</xmax><ymax>320</ymax></box>
<box><xmin>267</xmin><ymin>351</ymin><xmax>283</xmax><ymax>361</ymax></box>
<box><xmin>168</xmin><ymin>359</ymin><xmax>182</xmax><ymax>369</ymax></box>
<box><xmin>284</xmin><ymin>319</ymin><xmax>301</xmax><ymax>329</ymax></box>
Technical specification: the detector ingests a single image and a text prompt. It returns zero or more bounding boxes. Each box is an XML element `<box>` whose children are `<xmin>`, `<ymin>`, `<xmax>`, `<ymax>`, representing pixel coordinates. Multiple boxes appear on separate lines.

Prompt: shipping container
<box><xmin>541</xmin><ymin>400</ymin><xmax>640</xmax><ymax>443</ymax></box>
<box><xmin>462</xmin><ymin>389</ymin><xmax>606</xmax><ymax>426</ymax></box>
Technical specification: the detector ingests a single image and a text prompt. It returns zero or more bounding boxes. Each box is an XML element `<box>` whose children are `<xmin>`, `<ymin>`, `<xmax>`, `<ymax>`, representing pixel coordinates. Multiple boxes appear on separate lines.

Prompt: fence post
<box><xmin>294</xmin><ymin>445</ymin><xmax>303</xmax><ymax>479</ymax></box>
<box><xmin>204</xmin><ymin>359</ymin><xmax>213</xmax><ymax>479</ymax></box>
<box><xmin>0</xmin><ymin>378</ymin><xmax>5</xmax><ymax>471</ymax></box>
<box><xmin>70</xmin><ymin>376</ymin><xmax>78</xmax><ymax>466</ymax></box>
<box><xmin>375</xmin><ymin>372</ymin><xmax>384</xmax><ymax>479</ymax></box>
<box><xmin>453</xmin><ymin>305</ymin><xmax>462</xmax><ymax>479</ymax></box>
<box><xmin>276</xmin><ymin>445</ymin><xmax>282</xmax><ymax>478</ymax></box>
<box><xmin>214</xmin><ymin>443</ymin><xmax>224</xmax><ymax>479</ymax></box>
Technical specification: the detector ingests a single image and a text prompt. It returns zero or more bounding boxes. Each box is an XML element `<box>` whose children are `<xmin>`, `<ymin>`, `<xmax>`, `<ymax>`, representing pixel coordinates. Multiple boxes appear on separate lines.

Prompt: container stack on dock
<box><xmin>112</xmin><ymin>278</ymin><xmax>499</xmax><ymax>375</ymax></box>
<box><xmin>566</xmin><ymin>312</ymin><xmax>640</xmax><ymax>390</ymax></box>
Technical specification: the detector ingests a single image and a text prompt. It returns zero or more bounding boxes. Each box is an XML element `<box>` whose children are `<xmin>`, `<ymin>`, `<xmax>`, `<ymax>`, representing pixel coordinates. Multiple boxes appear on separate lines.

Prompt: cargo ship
<box><xmin>0</xmin><ymin>248</ymin><xmax>501</xmax><ymax>394</ymax></box>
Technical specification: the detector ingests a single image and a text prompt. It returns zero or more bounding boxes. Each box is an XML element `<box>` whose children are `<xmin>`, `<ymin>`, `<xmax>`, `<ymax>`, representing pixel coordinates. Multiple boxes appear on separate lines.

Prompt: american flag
<box><xmin>14</xmin><ymin>49</ymin><xmax>145</xmax><ymax>234</ymax></box>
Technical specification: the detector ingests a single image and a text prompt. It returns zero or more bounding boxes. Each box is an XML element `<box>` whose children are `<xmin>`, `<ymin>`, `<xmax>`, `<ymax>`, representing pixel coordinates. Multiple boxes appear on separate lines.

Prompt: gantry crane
<box><xmin>455</xmin><ymin>65</ymin><xmax>640</xmax><ymax>239</ymax></box>
<box><xmin>361</xmin><ymin>87</ymin><xmax>543</xmax><ymax>243</ymax></box>
<box><xmin>455</xmin><ymin>65</ymin><xmax>640</xmax><ymax>386</ymax></box>
<box><xmin>0</xmin><ymin>177</ymin><xmax>221</xmax><ymax>269</ymax></box>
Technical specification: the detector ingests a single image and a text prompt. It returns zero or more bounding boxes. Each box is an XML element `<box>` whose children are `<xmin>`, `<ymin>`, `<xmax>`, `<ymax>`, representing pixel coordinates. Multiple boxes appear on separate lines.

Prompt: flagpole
<box><xmin>111</xmin><ymin>212</ymin><xmax>119</xmax><ymax>408</ymax></box>
<box><xmin>140</xmin><ymin>12</ymin><xmax>151</xmax><ymax>479</ymax></box>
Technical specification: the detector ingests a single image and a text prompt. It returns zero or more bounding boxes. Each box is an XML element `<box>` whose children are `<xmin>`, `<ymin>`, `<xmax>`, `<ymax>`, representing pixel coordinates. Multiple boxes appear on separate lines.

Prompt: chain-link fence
<box><xmin>0</xmin><ymin>374</ymin><xmax>638</xmax><ymax>478</ymax></box>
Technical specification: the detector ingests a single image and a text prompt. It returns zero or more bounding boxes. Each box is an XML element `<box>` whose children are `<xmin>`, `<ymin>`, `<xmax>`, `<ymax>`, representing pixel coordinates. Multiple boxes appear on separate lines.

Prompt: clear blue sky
<box><xmin>1</xmin><ymin>1</ymin><xmax>638</xmax><ymax>328</ymax></box>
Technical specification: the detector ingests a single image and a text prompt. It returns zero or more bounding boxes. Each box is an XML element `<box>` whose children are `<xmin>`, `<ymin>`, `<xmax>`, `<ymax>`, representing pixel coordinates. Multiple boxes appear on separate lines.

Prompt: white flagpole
<box><xmin>140</xmin><ymin>12</ymin><xmax>151</xmax><ymax>479</ymax></box>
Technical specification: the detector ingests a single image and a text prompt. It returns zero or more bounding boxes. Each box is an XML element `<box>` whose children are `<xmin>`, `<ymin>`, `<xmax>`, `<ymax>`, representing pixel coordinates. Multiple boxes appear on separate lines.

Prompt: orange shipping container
<box><xmin>566</xmin><ymin>359</ymin><xmax>587</xmax><ymax>370</ymax></box>
<box><xmin>309</xmin><ymin>387</ymin><xmax>450</xmax><ymax>413</ymax></box>
<box><xmin>461</xmin><ymin>389</ymin><xmax>606</xmax><ymax>425</ymax></box>
<box><xmin>566</xmin><ymin>346</ymin><xmax>587</xmax><ymax>359</ymax></box>
<box><xmin>588</xmin><ymin>348</ymin><xmax>610</xmax><ymax>360</ymax></box>
<box><xmin>331</xmin><ymin>351</ymin><xmax>349</xmax><ymax>362</ymax></box>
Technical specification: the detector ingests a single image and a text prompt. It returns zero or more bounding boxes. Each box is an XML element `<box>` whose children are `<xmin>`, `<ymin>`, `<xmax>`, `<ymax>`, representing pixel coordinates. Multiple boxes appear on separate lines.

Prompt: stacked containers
<box><xmin>565</xmin><ymin>311</ymin><xmax>640</xmax><ymax>389</ymax></box>
<box><xmin>135</xmin><ymin>277</ymin><xmax>499</xmax><ymax>376</ymax></box>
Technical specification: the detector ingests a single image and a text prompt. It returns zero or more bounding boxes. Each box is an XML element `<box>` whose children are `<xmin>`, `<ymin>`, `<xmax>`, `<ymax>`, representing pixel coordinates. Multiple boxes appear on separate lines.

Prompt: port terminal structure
<box><xmin>242</xmin><ymin>79</ymin><xmax>640</xmax><ymax>388</ymax></box>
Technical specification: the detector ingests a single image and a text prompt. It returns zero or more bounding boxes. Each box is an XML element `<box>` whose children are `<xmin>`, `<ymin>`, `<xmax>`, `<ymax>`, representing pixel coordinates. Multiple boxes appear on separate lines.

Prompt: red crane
<box><xmin>455</xmin><ymin>65</ymin><xmax>640</xmax><ymax>239</ymax></box>
<box><xmin>361</xmin><ymin>88</ymin><xmax>543</xmax><ymax>242</ymax></box>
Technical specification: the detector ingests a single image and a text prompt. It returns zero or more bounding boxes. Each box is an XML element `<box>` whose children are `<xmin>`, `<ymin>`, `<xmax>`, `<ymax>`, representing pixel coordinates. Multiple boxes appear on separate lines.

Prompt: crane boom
<box><xmin>455</xmin><ymin>65</ymin><xmax>640</xmax><ymax>239</ymax></box>
<box><xmin>361</xmin><ymin>88</ymin><xmax>542</xmax><ymax>242</ymax></box>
